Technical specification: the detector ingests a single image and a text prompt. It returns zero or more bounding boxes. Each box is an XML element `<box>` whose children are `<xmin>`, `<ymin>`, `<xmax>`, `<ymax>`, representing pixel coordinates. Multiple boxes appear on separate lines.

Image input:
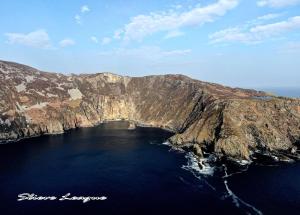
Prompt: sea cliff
<box><xmin>0</xmin><ymin>60</ymin><xmax>299</xmax><ymax>163</ymax></box>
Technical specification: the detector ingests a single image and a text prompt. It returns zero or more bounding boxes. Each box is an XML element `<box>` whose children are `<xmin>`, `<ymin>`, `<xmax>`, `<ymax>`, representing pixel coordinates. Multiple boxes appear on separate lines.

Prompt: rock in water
<box><xmin>0</xmin><ymin>60</ymin><xmax>299</xmax><ymax>163</ymax></box>
<box><xmin>128</xmin><ymin>121</ymin><xmax>136</xmax><ymax>130</ymax></box>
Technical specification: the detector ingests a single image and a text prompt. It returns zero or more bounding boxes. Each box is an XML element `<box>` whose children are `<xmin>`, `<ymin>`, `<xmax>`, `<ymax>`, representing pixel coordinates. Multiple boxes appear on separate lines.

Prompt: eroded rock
<box><xmin>0</xmin><ymin>60</ymin><xmax>299</xmax><ymax>163</ymax></box>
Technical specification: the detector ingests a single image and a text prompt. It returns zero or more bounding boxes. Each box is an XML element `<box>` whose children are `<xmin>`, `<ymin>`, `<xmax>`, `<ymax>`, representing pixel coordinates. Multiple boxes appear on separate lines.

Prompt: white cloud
<box><xmin>75</xmin><ymin>15</ymin><xmax>81</xmax><ymax>24</ymax></box>
<box><xmin>81</xmin><ymin>5</ymin><xmax>90</xmax><ymax>13</ymax></box>
<box><xmin>91</xmin><ymin>36</ymin><xmax>99</xmax><ymax>43</ymax></box>
<box><xmin>257</xmin><ymin>13</ymin><xmax>283</xmax><ymax>20</ymax></box>
<box><xmin>172</xmin><ymin>4</ymin><xmax>183</xmax><ymax>10</ymax></box>
<box><xmin>101</xmin><ymin>37</ymin><xmax>112</xmax><ymax>45</ymax></box>
<box><xmin>209</xmin><ymin>16</ymin><xmax>300</xmax><ymax>44</ymax></box>
<box><xmin>59</xmin><ymin>39</ymin><xmax>75</xmax><ymax>47</ymax></box>
<box><xmin>250</xmin><ymin>16</ymin><xmax>300</xmax><ymax>35</ymax></box>
<box><xmin>164</xmin><ymin>30</ymin><xmax>185</xmax><ymax>39</ymax></box>
<box><xmin>210</xmin><ymin>27</ymin><xmax>253</xmax><ymax>44</ymax></box>
<box><xmin>99</xmin><ymin>46</ymin><xmax>191</xmax><ymax>59</ymax></box>
<box><xmin>161</xmin><ymin>49</ymin><xmax>191</xmax><ymax>56</ymax></box>
<box><xmin>257</xmin><ymin>0</ymin><xmax>300</xmax><ymax>8</ymax></box>
<box><xmin>75</xmin><ymin>5</ymin><xmax>89</xmax><ymax>24</ymax></box>
<box><xmin>5</xmin><ymin>29</ymin><xmax>52</xmax><ymax>49</ymax></box>
<box><xmin>116</xmin><ymin>0</ymin><xmax>239</xmax><ymax>41</ymax></box>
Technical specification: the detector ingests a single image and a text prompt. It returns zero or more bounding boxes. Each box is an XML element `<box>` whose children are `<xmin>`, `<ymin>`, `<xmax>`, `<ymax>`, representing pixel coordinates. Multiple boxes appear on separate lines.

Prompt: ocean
<box><xmin>0</xmin><ymin>88</ymin><xmax>299</xmax><ymax>215</ymax></box>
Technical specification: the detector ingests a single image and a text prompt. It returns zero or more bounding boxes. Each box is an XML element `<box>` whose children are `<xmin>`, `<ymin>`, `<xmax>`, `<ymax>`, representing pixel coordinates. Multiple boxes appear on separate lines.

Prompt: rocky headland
<box><xmin>0</xmin><ymin>60</ymin><xmax>299</xmax><ymax>164</ymax></box>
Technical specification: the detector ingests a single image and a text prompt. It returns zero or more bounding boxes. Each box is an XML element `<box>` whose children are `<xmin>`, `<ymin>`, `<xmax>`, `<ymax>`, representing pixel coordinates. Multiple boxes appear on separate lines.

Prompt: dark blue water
<box><xmin>0</xmin><ymin>121</ymin><xmax>299</xmax><ymax>215</ymax></box>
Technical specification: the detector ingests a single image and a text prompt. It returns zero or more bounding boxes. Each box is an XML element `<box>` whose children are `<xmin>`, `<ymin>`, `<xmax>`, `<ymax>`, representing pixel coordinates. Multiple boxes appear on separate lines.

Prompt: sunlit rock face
<box><xmin>0</xmin><ymin>60</ymin><xmax>299</xmax><ymax>162</ymax></box>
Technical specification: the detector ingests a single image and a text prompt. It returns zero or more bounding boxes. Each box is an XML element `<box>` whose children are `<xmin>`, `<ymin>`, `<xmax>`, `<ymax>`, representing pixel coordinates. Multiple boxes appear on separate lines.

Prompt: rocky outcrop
<box><xmin>0</xmin><ymin>60</ymin><xmax>299</xmax><ymax>163</ymax></box>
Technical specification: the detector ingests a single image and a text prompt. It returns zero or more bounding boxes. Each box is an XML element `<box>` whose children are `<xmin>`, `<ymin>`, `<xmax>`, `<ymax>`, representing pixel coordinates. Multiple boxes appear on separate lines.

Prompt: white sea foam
<box><xmin>162</xmin><ymin>141</ymin><xmax>171</xmax><ymax>146</ymax></box>
<box><xmin>179</xmin><ymin>150</ymin><xmax>263</xmax><ymax>215</ymax></box>
<box><xmin>223</xmin><ymin>169</ymin><xmax>248</xmax><ymax>178</ymax></box>
<box><xmin>182</xmin><ymin>152</ymin><xmax>215</xmax><ymax>176</ymax></box>
<box><xmin>271</xmin><ymin>155</ymin><xmax>279</xmax><ymax>161</ymax></box>
<box><xmin>181</xmin><ymin>152</ymin><xmax>217</xmax><ymax>191</ymax></box>
<box><xmin>149</xmin><ymin>141</ymin><xmax>160</xmax><ymax>145</ymax></box>
<box><xmin>223</xmin><ymin>165</ymin><xmax>263</xmax><ymax>215</ymax></box>
<box><xmin>236</xmin><ymin>159</ymin><xmax>252</xmax><ymax>166</ymax></box>
<box><xmin>178</xmin><ymin>176</ymin><xmax>192</xmax><ymax>186</ymax></box>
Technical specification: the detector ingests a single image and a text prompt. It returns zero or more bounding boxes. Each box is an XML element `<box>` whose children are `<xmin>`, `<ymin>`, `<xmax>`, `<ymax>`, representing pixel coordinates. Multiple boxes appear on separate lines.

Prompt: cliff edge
<box><xmin>0</xmin><ymin>60</ymin><xmax>299</xmax><ymax>163</ymax></box>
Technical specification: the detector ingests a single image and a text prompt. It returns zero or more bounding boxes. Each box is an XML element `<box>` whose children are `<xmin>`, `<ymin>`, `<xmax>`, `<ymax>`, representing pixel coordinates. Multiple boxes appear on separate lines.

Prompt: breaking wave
<box><xmin>182</xmin><ymin>152</ymin><xmax>215</xmax><ymax>176</ymax></box>
<box><xmin>181</xmin><ymin>150</ymin><xmax>263</xmax><ymax>215</ymax></box>
<box><xmin>162</xmin><ymin>141</ymin><xmax>263</xmax><ymax>215</ymax></box>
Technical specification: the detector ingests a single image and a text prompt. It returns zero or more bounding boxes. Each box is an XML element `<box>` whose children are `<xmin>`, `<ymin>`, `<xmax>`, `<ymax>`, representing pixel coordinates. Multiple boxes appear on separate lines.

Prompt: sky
<box><xmin>0</xmin><ymin>0</ymin><xmax>299</xmax><ymax>88</ymax></box>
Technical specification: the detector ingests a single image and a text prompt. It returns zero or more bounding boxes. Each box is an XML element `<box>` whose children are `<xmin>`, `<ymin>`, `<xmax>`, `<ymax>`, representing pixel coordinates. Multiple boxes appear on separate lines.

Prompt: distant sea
<box><xmin>259</xmin><ymin>87</ymin><xmax>300</xmax><ymax>98</ymax></box>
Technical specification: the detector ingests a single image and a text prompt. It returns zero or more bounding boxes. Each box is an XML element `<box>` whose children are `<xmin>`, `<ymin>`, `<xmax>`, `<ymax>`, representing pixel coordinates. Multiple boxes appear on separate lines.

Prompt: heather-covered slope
<box><xmin>0</xmin><ymin>60</ymin><xmax>299</xmax><ymax>162</ymax></box>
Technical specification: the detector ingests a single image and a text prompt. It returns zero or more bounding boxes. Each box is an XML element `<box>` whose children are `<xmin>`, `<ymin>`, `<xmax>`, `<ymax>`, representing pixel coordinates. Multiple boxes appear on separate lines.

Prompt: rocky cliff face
<box><xmin>0</xmin><ymin>60</ymin><xmax>299</xmax><ymax>163</ymax></box>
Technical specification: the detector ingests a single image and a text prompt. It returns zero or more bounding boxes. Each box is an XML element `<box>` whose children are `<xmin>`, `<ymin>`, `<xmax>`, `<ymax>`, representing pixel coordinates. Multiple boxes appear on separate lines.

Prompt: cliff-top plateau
<box><xmin>0</xmin><ymin>60</ymin><xmax>299</xmax><ymax>164</ymax></box>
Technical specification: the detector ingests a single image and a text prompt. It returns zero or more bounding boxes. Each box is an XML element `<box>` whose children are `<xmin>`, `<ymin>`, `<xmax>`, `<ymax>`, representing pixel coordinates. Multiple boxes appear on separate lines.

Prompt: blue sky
<box><xmin>0</xmin><ymin>0</ymin><xmax>300</xmax><ymax>87</ymax></box>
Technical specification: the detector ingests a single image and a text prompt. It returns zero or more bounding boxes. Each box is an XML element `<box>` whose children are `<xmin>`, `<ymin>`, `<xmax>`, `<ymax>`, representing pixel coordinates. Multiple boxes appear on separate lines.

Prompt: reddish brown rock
<box><xmin>0</xmin><ymin>60</ymin><xmax>299</xmax><ymax>162</ymax></box>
